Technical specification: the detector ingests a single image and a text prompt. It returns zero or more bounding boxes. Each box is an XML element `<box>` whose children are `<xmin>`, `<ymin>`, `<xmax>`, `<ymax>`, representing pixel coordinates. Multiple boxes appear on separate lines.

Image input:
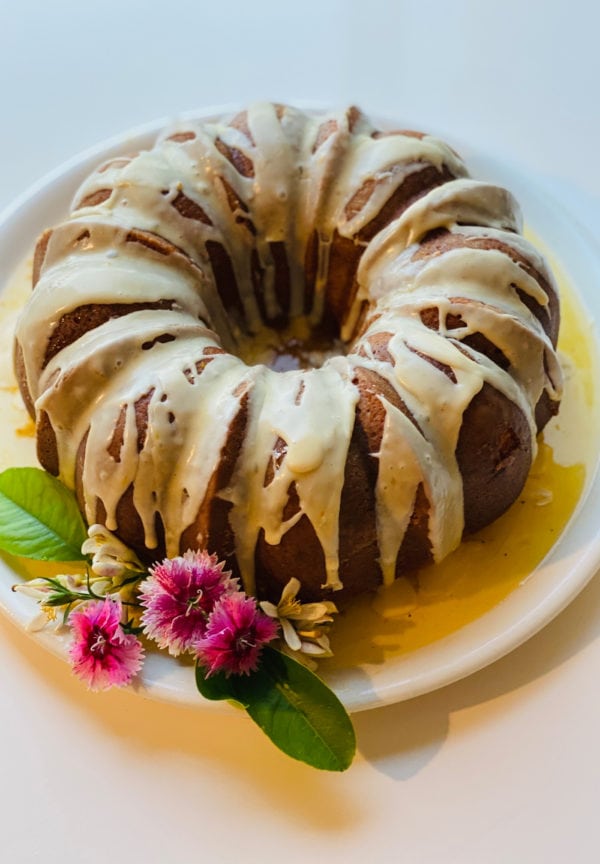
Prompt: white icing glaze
<box><xmin>14</xmin><ymin>103</ymin><xmax>563</xmax><ymax>598</ymax></box>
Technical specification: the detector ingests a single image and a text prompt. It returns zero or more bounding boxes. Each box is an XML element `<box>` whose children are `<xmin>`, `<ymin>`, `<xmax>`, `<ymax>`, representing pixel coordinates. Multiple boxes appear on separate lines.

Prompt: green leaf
<box><xmin>196</xmin><ymin>647</ymin><xmax>356</xmax><ymax>771</ymax></box>
<box><xmin>0</xmin><ymin>467</ymin><xmax>87</xmax><ymax>561</ymax></box>
<box><xmin>195</xmin><ymin>667</ymin><xmax>248</xmax><ymax>704</ymax></box>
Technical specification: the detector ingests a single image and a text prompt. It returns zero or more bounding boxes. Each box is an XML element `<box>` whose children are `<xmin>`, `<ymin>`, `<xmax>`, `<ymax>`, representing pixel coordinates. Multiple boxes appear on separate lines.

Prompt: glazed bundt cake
<box><xmin>14</xmin><ymin>103</ymin><xmax>562</xmax><ymax>603</ymax></box>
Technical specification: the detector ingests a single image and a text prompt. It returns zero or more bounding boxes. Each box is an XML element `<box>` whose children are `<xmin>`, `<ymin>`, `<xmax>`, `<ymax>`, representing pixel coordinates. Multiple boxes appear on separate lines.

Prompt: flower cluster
<box><xmin>16</xmin><ymin>528</ymin><xmax>339</xmax><ymax>690</ymax></box>
<box><xmin>139</xmin><ymin>550</ymin><xmax>239</xmax><ymax>656</ymax></box>
<box><xmin>140</xmin><ymin>552</ymin><xmax>278</xmax><ymax>677</ymax></box>
<box><xmin>1</xmin><ymin>466</ymin><xmax>354</xmax><ymax>770</ymax></box>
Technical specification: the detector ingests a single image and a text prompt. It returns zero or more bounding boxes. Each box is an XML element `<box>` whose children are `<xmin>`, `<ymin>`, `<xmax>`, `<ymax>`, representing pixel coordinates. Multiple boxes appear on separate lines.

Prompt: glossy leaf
<box><xmin>196</xmin><ymin>646</ymin><xmax>355</xmax><ymax>771</ymax></box>
<box><xmin>0</xmin><ymin>467</ymin><xmax>87</xmax><ymax>561</ymax></box>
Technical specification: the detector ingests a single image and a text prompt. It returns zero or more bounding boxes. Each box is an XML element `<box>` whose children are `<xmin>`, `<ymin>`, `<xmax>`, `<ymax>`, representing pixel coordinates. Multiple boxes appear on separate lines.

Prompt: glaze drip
<box><xmin>14</xmin><ymin>103</ymin><xmax>562</xmax><ymax>600</ymax></box>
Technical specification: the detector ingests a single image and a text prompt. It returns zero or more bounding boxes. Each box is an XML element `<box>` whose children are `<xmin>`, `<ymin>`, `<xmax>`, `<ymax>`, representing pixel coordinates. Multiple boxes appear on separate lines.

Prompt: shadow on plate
<box><xmin>1</xmin><ymin>562</ymin><xmax>599</xmax><ymax>824</ymax></box>
<box><xmin>354</xmin><ymin>566</ymin><xmax>600</xmax><ymax>780</ymax></box>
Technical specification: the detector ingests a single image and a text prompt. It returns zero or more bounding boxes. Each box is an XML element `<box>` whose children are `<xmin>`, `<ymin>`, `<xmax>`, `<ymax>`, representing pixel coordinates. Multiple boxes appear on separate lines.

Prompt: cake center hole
<box><xmin>235</xmin><ymin>317</ymin><xmax>346</xmax><ymax>371</ymax></box>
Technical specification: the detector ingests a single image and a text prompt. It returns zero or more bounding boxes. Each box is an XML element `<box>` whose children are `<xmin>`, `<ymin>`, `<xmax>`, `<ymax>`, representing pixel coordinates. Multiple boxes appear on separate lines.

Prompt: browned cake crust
<box><xmin>15</xmin><ymin>104</ymin><xmax>562</xmax><ymax>603</ymax></box>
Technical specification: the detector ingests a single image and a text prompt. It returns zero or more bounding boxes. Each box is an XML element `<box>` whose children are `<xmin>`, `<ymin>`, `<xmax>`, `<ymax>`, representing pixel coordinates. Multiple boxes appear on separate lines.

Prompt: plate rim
<box><xmin>1</xmin><ymin>104</ymin><xmax>599</xmax><ymax>714</ymax></box>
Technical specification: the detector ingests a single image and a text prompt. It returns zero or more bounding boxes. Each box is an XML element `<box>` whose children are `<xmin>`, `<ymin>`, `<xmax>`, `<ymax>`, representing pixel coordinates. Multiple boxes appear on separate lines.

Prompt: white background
<box><xmin>1</xmin><ymin>1</ymin><xmax>600</xmax><ymax>861</ymax></box>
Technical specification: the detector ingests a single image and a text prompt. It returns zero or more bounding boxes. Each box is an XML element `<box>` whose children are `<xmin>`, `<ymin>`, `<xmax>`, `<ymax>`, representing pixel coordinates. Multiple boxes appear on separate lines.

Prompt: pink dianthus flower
<box><xmin>139</xmin><ymin>550</ymin><xmax>238</xmax><ymax>656</ymax></box>
<box><xmin>196</xmin><ymin>593</ymin><xmax>279</xmax><ymax>677</ymax></box>
<box><xmin>69</xmin><ymin>598</ymin><xmax>144</xmax><ymax>691</ymax></box>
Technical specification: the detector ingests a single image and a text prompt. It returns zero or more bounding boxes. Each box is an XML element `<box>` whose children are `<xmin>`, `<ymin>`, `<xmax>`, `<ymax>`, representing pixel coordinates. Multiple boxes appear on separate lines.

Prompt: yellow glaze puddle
<box><xmin>326</xmin><ymin>442</ymin><xmax>586</xmax><ymax>668</ymax></box>
<box><xmin>326</xmin><ymin>231</ymin><xmax>599</xmax><ymax>669</ymax></box>
<box><xmin>0</xmin><ymin>235</ymin><xmax>598</xmax><ymax>667</ymax></box>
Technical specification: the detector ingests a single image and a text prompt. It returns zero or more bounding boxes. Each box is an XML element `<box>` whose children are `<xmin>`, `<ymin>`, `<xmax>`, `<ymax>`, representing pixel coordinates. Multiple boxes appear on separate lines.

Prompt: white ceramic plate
<box><xmin>0</xmin><ymin>108</ymin><xmax>599</xmax><ymax>713</ymax></box>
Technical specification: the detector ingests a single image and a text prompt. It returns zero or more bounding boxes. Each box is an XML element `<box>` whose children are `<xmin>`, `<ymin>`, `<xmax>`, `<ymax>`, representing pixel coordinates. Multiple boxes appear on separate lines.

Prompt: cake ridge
<box><xmin>14</xmin><ymin>103</ymin><xmax>562</xmax><ymax>602</ymax></box>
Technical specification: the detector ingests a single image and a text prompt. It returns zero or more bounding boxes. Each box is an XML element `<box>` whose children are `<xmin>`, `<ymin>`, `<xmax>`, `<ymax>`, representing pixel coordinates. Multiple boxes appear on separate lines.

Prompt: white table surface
<box><xmin>1</xmin><ymin>2</ymin><xmax>600</xmax><ymax>861</ymax></box>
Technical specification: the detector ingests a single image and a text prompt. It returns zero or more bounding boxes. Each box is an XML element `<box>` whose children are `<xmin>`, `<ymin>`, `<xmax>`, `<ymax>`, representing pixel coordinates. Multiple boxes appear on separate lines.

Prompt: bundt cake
<box><xmin>13</xmin><ymin>103</ymin><xmax>562</xmax><ymax>603</ymax></box>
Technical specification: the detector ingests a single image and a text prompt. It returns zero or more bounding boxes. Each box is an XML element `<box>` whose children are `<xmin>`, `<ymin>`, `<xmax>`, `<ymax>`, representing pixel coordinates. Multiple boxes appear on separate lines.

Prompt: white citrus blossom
<box><xmin>13</xmin><ymin>578</ymin><xmax>59</xmax><ymax>631</ymax></box>
<box><xmin>82</xmin><ymin>524</ymin><xmax>145</xmax><ymax>579</ymax></box>
<box><xmin>14</xmin><ymin>570</ymin><xmax>123</xmax><ymax>632</ymax></box>
<box><xmin>13</xmin><ymin>573</ymin><xmax>85</xmax><ymax>601</ymax></box>
<box><xmin>13</xmin><ymin>579</ymin><xmax>57</xmax><ymax>602</ymax></box>
<box><xmin>259</xmin><ymin>577</ymin><xmax>338</xmax><ymax>663</ymax></box>
<box><xmin>14</xmin><ymin>573</ymin><xmax>84</xmax><ymax>631</ymax></box>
